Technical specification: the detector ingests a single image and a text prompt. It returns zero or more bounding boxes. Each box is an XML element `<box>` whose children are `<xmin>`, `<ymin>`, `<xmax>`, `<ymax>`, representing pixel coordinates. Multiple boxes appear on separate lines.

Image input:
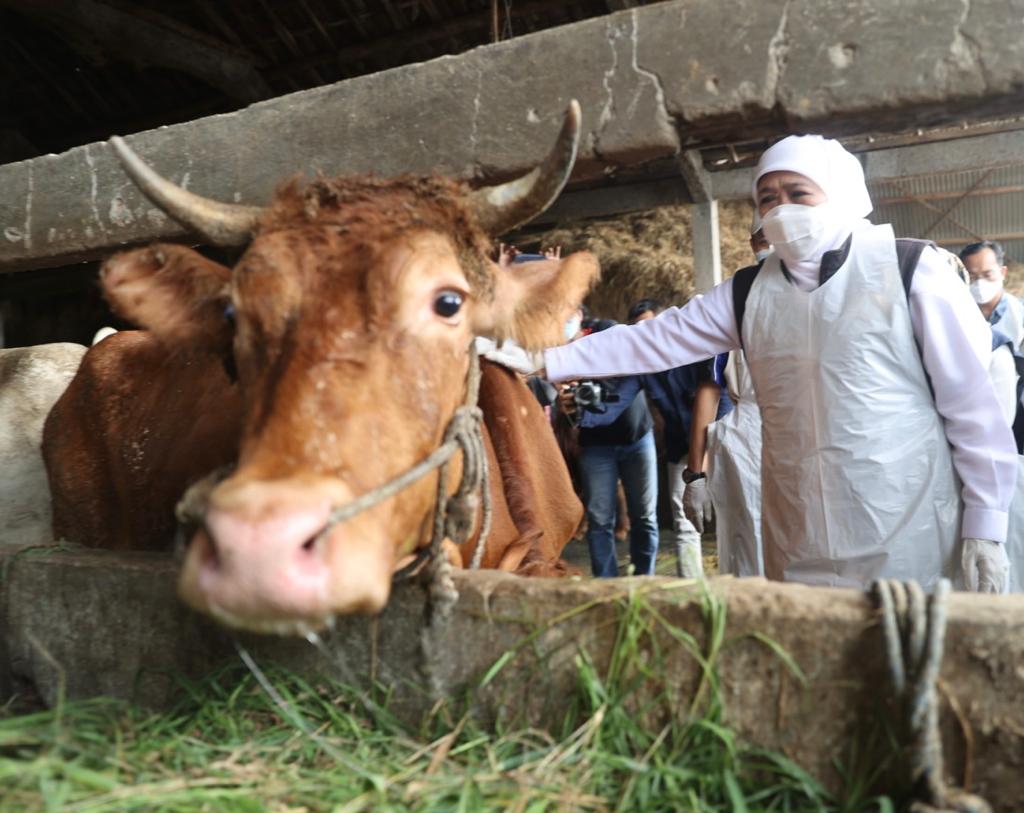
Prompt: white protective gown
<box><xmin>706</xmin><ymin>350</ymin><xmax>764</xmax><ymax>576</ymax></box>
<box><xmin>743</xmin><ymin>223</ymin><xmax>961</xmax><ymax>589</ymax></box>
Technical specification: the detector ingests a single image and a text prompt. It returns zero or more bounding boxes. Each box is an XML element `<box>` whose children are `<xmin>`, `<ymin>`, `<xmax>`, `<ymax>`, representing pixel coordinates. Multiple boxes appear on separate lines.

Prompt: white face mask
<box><xmin>760</xmin><ymin>202</ymin><xmax>838</xmax><ymax>262</ymax></box>
<box><xmin>564</xmin><ymin>315</ymin><xmax>582</xmax><ymax>341</ymax></box>
<box><xmin>969</xmin><ymin>277</ymin><xmax>1003</xmax><ymax>305</ymax></box>
<box><xmin>754</xmin><ymin>249</ymin><xmax>771</xmax><ymax>263</ymax></box>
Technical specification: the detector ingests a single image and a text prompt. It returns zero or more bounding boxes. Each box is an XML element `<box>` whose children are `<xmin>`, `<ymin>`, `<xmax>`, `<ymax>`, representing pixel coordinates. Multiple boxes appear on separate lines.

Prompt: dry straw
<box><xmin>538</xmin><ymin>201</ymin><xmax>756</xmax><ymax>321</ymax></box>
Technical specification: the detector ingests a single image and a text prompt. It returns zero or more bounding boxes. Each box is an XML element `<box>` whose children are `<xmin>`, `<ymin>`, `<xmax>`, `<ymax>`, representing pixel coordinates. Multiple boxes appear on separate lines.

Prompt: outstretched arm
<box><xmin>544</xmin><ymin>278</ymin><xmax>742</xmax><ymax>382</ymax></box>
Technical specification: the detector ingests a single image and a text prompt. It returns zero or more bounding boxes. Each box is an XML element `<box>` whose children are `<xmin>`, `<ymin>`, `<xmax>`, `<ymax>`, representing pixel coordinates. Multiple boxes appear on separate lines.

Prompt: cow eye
<box><xmin>433</xmin><ymin>291</ymin><xmax>463</xmax><ymax>319</ymax></box>
<box><xmin>223</xmin><ymin>302</ymin><xmax>236</xmax><ymax>326</ymax></box>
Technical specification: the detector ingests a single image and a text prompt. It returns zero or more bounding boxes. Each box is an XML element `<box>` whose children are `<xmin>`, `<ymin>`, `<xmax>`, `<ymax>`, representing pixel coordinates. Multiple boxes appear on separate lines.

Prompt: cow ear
<box><xmin>102</xmin><ymin>245</ymin><xmax>233</xmax><ymax>348</ymax></box>
<box><xmin>472</xmin><ymin>251</ymin><xmax>600</xmax><ymax>350</ymax></box>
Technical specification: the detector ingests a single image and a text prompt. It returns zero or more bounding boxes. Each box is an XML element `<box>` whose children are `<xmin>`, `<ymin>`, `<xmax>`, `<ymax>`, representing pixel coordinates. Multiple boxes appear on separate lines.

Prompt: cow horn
<box><xmin>109</xmin><ymin>136</ymin><xmax>264</xmax><ymax>247</ymax></box>
<box><xmin>469</xmin><ymin>99</ymin><xmax>581</xmax><ymax>235</ymax></box>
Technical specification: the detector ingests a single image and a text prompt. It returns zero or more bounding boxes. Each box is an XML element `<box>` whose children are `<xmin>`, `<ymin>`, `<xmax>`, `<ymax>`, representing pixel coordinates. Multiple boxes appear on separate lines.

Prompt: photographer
<box><xmin>559</xmin><ymin>319</ymin><xmax>659</xmax><ymax>577</ymax></box>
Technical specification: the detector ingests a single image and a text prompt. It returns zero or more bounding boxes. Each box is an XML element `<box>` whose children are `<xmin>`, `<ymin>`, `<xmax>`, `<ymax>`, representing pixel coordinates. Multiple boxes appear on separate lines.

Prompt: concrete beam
<box><xmin>525</xmin><ymin>178</ymin><xmax>690</xmax><ymax>228</ymax></box>
<box><xmin>5</xmin><ymin>0</ymin><xmax>1024</xmax><ymax>272</ymax></box>
<box><xmin>678</xmin><ymin>149</ymin><xmax>713</xmax><ymax>204</ymax></box>
<box><xmin>3</xmin><ymin>547</ymin><xmax>1024</xmax><ymax>810</ymax></box>
<box><xmin>863</xmin><ymin>130</ymin><xmax>1024</xmax><ymax>182</ymax></box>
<box><xmin>710</xmin><ymin>167</ymin><xmax>756</xmax><ymax>203</ymax></box>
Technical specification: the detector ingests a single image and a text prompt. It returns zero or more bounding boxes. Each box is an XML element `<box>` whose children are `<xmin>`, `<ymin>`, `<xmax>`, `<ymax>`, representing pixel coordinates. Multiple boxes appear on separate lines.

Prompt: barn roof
<box><xmin>0</xmin><ymin>0</ymin><xmax>651</xmax><ymax>162</ymax></box>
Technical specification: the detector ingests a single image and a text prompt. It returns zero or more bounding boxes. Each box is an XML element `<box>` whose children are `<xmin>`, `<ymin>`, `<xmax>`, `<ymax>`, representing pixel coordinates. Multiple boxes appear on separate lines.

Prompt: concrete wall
<box><xmin>2</xmin><ymin>0</ymin><xmax>1024</xmax><ymax>272</ymax></box>
<box><xmin>2</xmin><ymin>546</ymin><xmax>1023</xmax><ymax>809</ymax></box>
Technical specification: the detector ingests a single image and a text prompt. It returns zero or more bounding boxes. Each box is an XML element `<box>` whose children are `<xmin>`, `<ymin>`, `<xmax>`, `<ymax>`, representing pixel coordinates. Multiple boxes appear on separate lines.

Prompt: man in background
<box><xmin>960</xmin><ymin>240</ymin><xmax>1024</xmax><ymax>448</ymax></box>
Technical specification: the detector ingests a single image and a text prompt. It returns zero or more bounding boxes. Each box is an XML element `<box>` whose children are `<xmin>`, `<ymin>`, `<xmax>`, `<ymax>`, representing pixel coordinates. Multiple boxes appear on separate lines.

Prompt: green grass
<box><xmin>0</xmin><ymin>585</ymin><xmax>896</xmax><ymax>812</ymax></box>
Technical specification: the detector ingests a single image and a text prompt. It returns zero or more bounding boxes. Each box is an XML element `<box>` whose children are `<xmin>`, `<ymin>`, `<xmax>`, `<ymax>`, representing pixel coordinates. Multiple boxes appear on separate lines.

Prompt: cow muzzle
<box><xmin>174</xmin><ymin>349</ymin><xmax>489</xmax><ymax>635</ymax></box>
<box><xmin>178</xmin><ymin>477</ymin><xmax>395</xmax><ymax>635</ymax></box>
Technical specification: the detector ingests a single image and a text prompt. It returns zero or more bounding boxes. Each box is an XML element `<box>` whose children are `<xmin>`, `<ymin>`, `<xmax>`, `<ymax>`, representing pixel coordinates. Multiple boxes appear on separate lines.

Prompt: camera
<box><xmin>565</xmin><ymin>380</ymin><xmax>618</xmax><ymax>417</ymax></box>
<box><xmin>571</xmin><ymin>380</ymin><xmax>605</xmax><ymax>409</ymax></box>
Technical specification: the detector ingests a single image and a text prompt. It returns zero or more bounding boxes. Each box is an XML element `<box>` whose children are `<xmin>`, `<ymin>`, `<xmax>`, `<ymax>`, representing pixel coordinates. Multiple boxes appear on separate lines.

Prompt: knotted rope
<box><xmin>310</xmin><ymin>349</ymin><xmax>491</xmax><ymax>562</ymax></box>
<box><xmin>873</xmin><ymin>579</ymin><xmax>991</xmax><ymax>813</ymax></box>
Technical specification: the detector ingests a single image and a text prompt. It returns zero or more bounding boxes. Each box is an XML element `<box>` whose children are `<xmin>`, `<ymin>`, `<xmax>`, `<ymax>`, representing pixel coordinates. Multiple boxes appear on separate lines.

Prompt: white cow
<box><xmin>0</xmin><ymin>343</ymin><xmax>86</xmax><ymax>545</ymax></box>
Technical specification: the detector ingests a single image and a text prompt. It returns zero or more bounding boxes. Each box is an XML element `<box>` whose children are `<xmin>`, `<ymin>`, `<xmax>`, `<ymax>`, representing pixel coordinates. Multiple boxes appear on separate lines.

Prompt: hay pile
<box><xmin>536</xmin><ymin>201</ymin><xmax>756</xmax><ymax>321</ymax></box>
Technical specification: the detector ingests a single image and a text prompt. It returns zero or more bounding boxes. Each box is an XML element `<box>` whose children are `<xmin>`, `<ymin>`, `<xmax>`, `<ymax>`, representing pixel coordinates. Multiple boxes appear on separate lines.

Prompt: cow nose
<box><xmin>178</xmin><ymin>477</ymin><xmax>396</xmax><ymax>631</ymax></box>
<box><xmin>197</xmin><ymin>501</ymin><xmax>334</xmax><ymax>626</ymax></box>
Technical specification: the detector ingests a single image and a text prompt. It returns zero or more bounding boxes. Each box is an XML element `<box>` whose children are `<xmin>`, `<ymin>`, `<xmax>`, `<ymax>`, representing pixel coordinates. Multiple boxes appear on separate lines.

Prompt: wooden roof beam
<box><xmin>268</xmin><ymin>0</ymin><xmax>554</xmax><ymax>78</ymax></box>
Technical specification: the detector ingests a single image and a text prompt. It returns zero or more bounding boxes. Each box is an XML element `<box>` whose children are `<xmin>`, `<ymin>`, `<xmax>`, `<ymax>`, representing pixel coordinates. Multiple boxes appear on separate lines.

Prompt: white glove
<box><xmin>682</xmin><ymin>477</ymin><xmax>713</xmax><ymax>534</ymax></box>
<box><xmin>961</xmin><ymin>538</ymin><xmax>1010</xmax><ymax>594</ymax></box>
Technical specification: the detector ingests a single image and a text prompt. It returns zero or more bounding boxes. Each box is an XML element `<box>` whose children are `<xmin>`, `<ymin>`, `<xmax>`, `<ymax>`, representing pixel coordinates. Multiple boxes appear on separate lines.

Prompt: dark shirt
<box><xmin>576</xmin><ymin>375</ymin><xmax>653</xmax><ymax>447</ymax></box>
<box><xmin>644</xmin><ymin>358</ymin><xmax>734</xmax><ymax>463</ymax></box>
<box><xmin>578</xmin><ymin>359</ymin><xmax>733</xmax><ymax>460</ymax></box>
<box><xmin>526</xmin><ymin>375</ymin><xmax>557</xmax><ymax>409</ymax></box>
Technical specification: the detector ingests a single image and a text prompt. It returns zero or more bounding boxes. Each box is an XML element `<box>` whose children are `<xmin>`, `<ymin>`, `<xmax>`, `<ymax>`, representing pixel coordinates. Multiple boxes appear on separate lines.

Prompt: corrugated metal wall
<box><xmin>870</xmin><ymin>162</ymin><xmax>1024</xmax><ymax>263</ymax></box>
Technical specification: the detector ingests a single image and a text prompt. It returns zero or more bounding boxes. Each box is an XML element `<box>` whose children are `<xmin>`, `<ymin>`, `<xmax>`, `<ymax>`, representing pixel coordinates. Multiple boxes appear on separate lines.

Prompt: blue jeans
<box><xmin>579</xmin><ymin>431</ymin><xmax>660</xmax><ymax>577</ymax></box>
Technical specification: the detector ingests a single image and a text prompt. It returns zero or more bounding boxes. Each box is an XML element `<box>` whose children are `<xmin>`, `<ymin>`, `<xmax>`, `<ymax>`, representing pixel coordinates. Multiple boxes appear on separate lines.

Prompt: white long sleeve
<box><xmin>908</xmin><ymin>246</ymin><xmax>1017</xmax><ymax>543</ymax></box>
<box><xmin>544</xmin><ymin>278</ymin><xmax>741</xmax><ymax>380</ymax></box>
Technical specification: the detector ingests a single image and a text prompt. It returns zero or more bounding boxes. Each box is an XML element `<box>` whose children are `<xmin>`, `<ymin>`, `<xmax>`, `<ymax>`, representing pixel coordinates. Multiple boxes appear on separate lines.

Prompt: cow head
<box><xmin>102</xmin><ymin>103</ymin><xmax>598</xmax><ymax>634</ymax></box>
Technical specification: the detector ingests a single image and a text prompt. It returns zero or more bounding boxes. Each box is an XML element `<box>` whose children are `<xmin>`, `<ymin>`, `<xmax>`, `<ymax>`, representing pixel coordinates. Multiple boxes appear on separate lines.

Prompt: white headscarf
<box><xmin>753</xmin><ymin>135</ymin><xmax>873</xmax><ymax>290</ymax></box>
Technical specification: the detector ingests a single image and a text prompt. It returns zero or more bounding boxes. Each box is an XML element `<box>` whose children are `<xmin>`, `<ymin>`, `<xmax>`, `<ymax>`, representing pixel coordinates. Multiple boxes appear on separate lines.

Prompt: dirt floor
<box><xmin>560</xmin><ymin>527</ymin><xmax>719</xmax><ymax>578</ymax></box>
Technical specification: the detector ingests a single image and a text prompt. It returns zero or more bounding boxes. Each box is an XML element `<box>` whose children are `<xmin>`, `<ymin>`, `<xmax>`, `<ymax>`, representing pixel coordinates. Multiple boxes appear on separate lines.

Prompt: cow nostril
<box><xmin>204</xmin><ymin>541</ymin><xmax>222</xmax><ymax>570</ymax></box>
<box><xmin>300</xmin><ymin>530</ymin><xmax>323</xmax><ymax>553</ymax></box>
<box><xmin>197</xmin><ymin>527</ymin><xmax>222</xmax><ymax>571</ymax></box>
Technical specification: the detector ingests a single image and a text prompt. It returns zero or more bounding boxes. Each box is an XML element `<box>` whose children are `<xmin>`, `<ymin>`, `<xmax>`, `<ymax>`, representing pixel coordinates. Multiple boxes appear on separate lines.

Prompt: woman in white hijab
<box><xmin>543</xmin><ymin>134</ymin><xmax>1017</xmax><ymax>593</ymax></box>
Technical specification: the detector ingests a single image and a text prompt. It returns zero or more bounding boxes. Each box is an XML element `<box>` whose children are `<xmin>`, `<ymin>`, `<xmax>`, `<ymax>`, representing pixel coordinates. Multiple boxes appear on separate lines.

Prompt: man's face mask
<box><xmin>761</xmin><ymin>202</ymin><xmax>839</xmax><ymax>262</ymax></box>
<box><xmin>754</xmin><ymin>248</ymin><xmax>771</xmax><ymax>263</ymax></box>
<box><xmin>564</xmin><ymin>315</ymin><xmax>582</xmax><ymax>341</ymax></box>
<box><xmin>969</xmin><ymin>276</ymin><xmax>1003</xmax><ymax>305</ymax></box>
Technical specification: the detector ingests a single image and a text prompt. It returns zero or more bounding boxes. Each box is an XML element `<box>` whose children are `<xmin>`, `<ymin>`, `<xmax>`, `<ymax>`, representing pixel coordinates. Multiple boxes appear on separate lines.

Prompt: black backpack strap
<box><xmin>895</xmin><ymin>238</ymin><xmax>933</xmax><ymax>299</ymax></box>
<box><xmin>895</xmin><ymin>237</ymin><xmax>940</xmax><ymax>399</ymax></box>
<box><xmin>731</xmin><ymin>262</ymin><xmax>763</xmax><ymax>348</ymax></box>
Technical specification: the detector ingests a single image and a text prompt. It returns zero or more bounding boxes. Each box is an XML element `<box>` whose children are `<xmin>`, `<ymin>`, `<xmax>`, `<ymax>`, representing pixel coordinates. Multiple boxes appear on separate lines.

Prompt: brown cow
<box><xmin>43</xmin><ymin>103</ymin><xmax>598</xmax><ymax>634</ymax></box>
